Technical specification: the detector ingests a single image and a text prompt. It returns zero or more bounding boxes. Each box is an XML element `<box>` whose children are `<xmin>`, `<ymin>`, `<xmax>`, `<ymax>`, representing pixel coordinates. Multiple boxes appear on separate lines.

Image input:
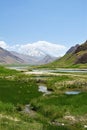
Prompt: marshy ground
<box><xmin>0</xmin><ymin>66</ymin><xmax>87</xmax><ymax>130</ymax></box>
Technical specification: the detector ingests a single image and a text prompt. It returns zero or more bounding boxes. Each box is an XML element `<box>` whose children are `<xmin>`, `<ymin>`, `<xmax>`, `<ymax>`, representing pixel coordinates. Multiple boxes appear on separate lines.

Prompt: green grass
<box><xmin>0</xmin><ymin>66</ymin><xmax>87</xmax><ymax>130</ymax></box>
<box><xmin>0</xmin><ymin>76</ymin><xmax>41</xmax><ymax>105</ymax></box>
<box><xmin>0</xmin><ymin>66</ymin><xmax>21</xmax><ymax>78</ymax></box>
<box><xmin>32</xmin><ymin>52</ymin><xmax>87</xmax><ymax>69</ymax></box>
<box><xmin>0</xmin><ymin>116</ymin><xmax>43</xmax><ymax>130</ymax></box>
<box><xmin>31</xmin><ymin>92</ymin><xmax>87</xmax><ymax>117</ymax></box>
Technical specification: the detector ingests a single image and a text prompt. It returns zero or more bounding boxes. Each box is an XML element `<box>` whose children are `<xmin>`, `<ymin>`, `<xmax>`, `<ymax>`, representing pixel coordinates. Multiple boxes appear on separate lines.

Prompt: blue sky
<box><xmin>0</xmin><ymin>0</ymin><xmax>87</xmax><ymax>49</ymax></box>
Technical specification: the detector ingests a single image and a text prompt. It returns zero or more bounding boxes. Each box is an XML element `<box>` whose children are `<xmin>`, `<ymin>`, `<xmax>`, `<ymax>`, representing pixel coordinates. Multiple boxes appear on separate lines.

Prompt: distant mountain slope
<box><xmin>0</xmin><ymin>46</ymin><xmax>58</xmax><ymax>65</ymax></box>
<box><xmin>0</xmin><ymin>47</ymin><xmax>24</xmax><ymax>64</ymax></box>
<box><xmin>2</xmin><ymin>40</ymin><xmax>87</xmax><ymax>66</ymax></box>
<box><xmin>42</xmin><ymin>40</ymin><xmax>87</xmax><ymax>68</ymax></box>
<box><xmin>37</xmin><ymin>55</ymin><xmax>58</xmax><ymax>65</ymax></box>
<box><xmin>11</xmin><ymin>51</ymin><xmax>41</xmax><ymax>64</ymax></box>
<box><xmin>66</xmin><ymin>44</ymin><xmax>79</xmax><ymax>54</ymax></box>
<box><xmin>11</xmin><ymin>51</ymin><xmax>57</xmax><ymax>65</ymax></box>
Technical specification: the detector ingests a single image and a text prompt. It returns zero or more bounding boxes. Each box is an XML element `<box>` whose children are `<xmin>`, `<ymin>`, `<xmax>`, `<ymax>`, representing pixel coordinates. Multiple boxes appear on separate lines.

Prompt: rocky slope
<box><xmin>74</xmin><ymin>40</ymin><xmax>87</xmax><ymax>64</ymax></box>
<box><xmin>43</xmin><ymin>40</ymin><xmax>87</xmax><ymax>68</ymax></box>
<box><xmin>66</xmin><ymin>44</ymin><xmax>79</xmax><ymax>54</ymax></box>
<box><xmin>0</xmin><ymin>47</ymin><xmax>24</xmax><ymax>64</ymax></box>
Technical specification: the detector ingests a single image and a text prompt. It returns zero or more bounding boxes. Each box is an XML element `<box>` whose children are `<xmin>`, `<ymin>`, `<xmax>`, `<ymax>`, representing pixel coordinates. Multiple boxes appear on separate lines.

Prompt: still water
<box><xmin>65</xmin><ymin>91</ymin><xmax>81</xmax><ymax>95</ymax></box>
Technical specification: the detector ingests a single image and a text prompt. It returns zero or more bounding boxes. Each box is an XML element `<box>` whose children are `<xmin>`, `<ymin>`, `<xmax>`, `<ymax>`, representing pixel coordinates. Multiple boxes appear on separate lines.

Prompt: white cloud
<box><xmin>0</xmin><ymin>40</ymin><xmax>67</xmax><ymax>57</ymax></box>
<box><xmin>0</xmin><ymin>41</ymin><xmax>8</xmax><ymax>49</ymax></box>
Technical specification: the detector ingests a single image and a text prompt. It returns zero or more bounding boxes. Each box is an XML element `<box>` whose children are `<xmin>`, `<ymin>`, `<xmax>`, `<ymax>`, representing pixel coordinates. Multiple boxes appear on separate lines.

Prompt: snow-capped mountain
<box><xmin>17</xmin><ymin>41</ymin><xmax>66</xmax><ymax>57</ymax></box>
<box><xmin>0</xmin><ymin>40</ymin><xmax>66</xmax><ymax>58</ymax></box>
<box><xmin>11</xmin><ymin>51</ymin><xmax>58</xmax><ymax>65</ymax></box>
<box><xmin>21</xmin><ymin>47</ymin><xmax>46</xmax><ymax>57</ymax></box>
<box><xmin>0</xmin><ymin>40</ymin><xmax>67</xmax><ymax>65</ymax></box>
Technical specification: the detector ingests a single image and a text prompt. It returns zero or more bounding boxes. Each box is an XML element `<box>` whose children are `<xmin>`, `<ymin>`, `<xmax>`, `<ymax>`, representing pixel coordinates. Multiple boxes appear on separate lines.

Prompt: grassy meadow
<box><xmin>0</xmin><ymin>66</ymin><xmax>87</xmax><ymax>130</ymax></box>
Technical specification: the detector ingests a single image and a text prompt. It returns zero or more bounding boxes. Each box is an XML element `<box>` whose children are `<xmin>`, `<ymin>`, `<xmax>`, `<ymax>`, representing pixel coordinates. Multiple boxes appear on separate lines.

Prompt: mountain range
<box><xmin>12</xmin><ymin>41</ymin><xmax>66</xmax><ymax>57</ymax></box>
<box><xmin>0</xmin><ymin>40</ymin><xmax>87</xmax><ymax>66</ymax></box>
<box><xmin>0</xmin><ymin>47</ymin><xmax>58</xmax><ymax>65</ymax></box>
<box><xmin>0</xmin><ymin>40</ymin><xmax>67</xmax><ymax>64</ymax></box>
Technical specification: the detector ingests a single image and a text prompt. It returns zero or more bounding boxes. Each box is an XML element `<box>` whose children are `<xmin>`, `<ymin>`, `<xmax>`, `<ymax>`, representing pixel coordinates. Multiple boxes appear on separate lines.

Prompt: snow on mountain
<box><xmin>0</xmin><ymin>40</ymin><xmax>67</xmax><ymax>58</ymax></box>
<box><xmin>11</xmin><ymin>51</ymin><xmax>58</xmax><ymax>65</ymax></box>
<box><xmin>20</xmin><ymin>47</ymin><xmax>46</xmax><ymax>57</ymax></box>
<box><xmin>18</xmin><ymin>41</ymin><xmax>66</xmax><ymax>57</ymax></box>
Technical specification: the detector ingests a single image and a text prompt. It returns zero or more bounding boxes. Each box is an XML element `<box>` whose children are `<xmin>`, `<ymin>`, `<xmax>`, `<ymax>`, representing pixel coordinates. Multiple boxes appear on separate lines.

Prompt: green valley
<box><xmin>0</xmin><ymin>41</ymin><xmax>87</xmax><ymax>130</ymax></box>
<box><xmin>0</xmin><ymin>66</ymin><xmax>87</xmax><ymax>130</ymax></box>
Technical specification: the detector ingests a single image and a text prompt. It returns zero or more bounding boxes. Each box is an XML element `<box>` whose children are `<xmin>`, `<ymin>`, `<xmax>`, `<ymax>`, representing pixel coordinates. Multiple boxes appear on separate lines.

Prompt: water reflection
<box><xmin>65</xmin><ymin>91</ymin><xmax>81</xmax><ymax>95</ymax></box>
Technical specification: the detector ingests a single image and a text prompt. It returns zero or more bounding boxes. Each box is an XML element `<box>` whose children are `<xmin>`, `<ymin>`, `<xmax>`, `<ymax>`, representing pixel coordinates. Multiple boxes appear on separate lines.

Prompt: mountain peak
<box><xmin>74</xmin><ymin>40</ymin><xmax>87</xmax><ymax>53</ymax></box>
<box><xmin>66</xmin><ymin>44</ymin><xmax>79</xmax><ymax>54</ymax></box>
